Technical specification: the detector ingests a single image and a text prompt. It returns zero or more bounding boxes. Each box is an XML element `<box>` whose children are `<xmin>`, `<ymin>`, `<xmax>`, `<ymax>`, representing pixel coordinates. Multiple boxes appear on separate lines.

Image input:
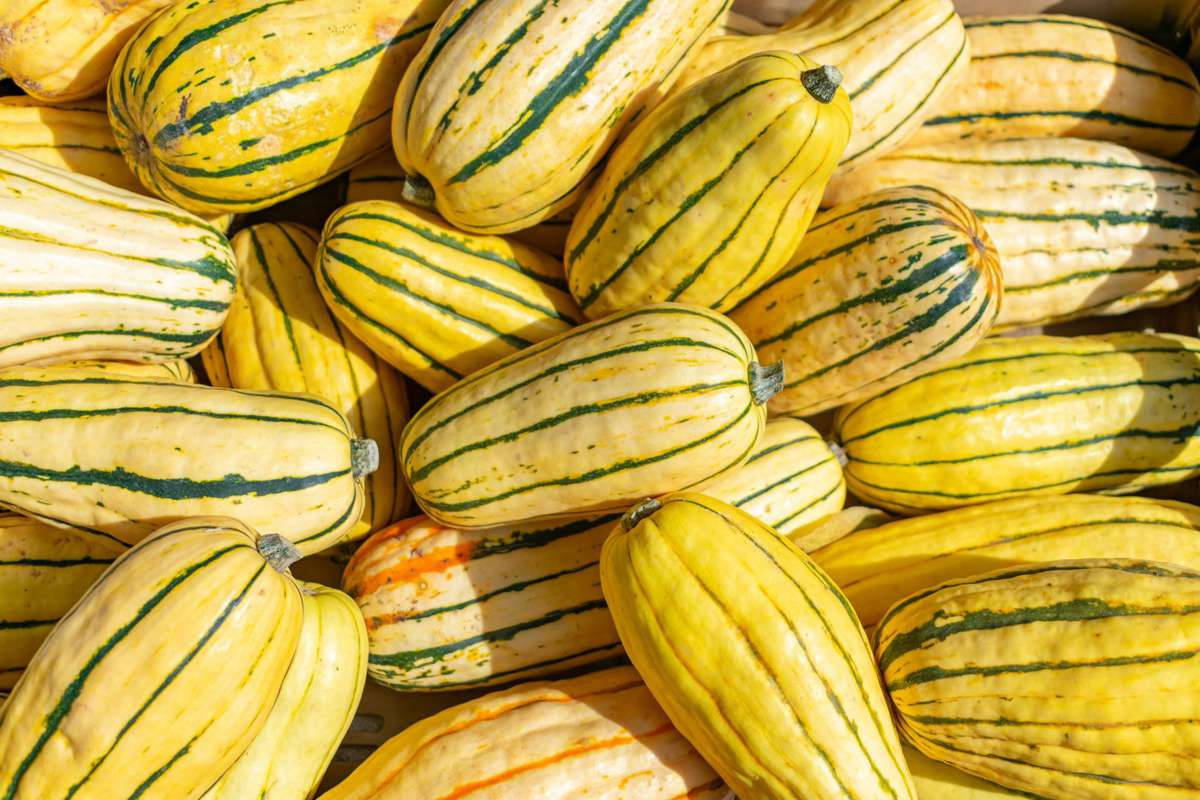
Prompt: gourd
<box><xmin>565</xmin><ymin>51</ymin><xmax>851</xmax><ymax>318</ymax></box>
<box><xmin>730</xmin><ymin>185</ymin><xmax>1002</xmax><ymax>416</ymax></box>
<box><xmin>0</xmin><ymin>365</ymin><xmax>377</xmax><ymax>554</ymax></box>
<box><xmin>108</xmin><ymin>0</ymin><xmax>450</xmax><ymax>214</ymax></box>
<box><xmin>317</xmin><ymin>666</ymin><xmax>726</xmax><ymax>799</ymax></box>
<box><xmin>400</xmin><ymin>302</ymin><xmax>779</xmax><ymax>528</ymax></box>
<box><xmin>0</xmin><ymin>150</ymin><xmax>236</xmax><ymax>368</ymax></box>
<box><xmin>202</xmin><ymin>222</ymin><xmax>409</xmax><ymax>537</ymax></box>
<box><xmin>877</xmin><ymin>559</ymin><xmax>1200</xmax><ymax>797</ymax></box>
<box><xmin>0</xmin><ymin>517</ymin><xmax>304</xmax><ymax>800</ymax></box>
<box><xmin>316</xmin><ymin>199</ymin><xmax>581</xmax><ymax>393</ymax></box>
<box><xmin>601</xmin><ymin>493</ymin><xmax>915</xmax><ymax>800</ymax></box>
<box><xmin>390</xmin><ymin>0</ymin><xmax>732</xmax><ymax>233</ymax></box>
<box><xmin>0</xmin><ymin>359</ymin><xmax>195</xmax><ymax>383</ymax></box>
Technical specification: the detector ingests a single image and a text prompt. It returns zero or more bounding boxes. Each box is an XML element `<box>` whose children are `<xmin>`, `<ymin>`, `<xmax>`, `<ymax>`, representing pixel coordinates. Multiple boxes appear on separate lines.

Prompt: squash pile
<box><xmin>5</xmin><ymin>0</ymin><xmax>1200</xmax><ymax>798</ymax></box>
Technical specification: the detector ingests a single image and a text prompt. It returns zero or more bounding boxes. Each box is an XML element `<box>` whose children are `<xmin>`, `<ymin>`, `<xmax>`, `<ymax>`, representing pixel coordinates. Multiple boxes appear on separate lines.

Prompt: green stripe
<box><xmin>445</xmin><ymin>514</ymin><xmax>617</xmax><ymax>564</ymax></box>
<box><xmin>449</xmin><ymin>0</ymin><xmax>651</xmax><ymax>184</ymax></box>
<box><xmin>292</xmin><ymin>492</ymin><xmax>361</xmax><ymax>546</ymax></box>
<box><xmin>883</xmin><ymin>152</ymin><xmax>1197</xmax><ymax>176</ymax></box>
<box><xmin>412</xmin><ymin>380</ymin><xmax>743</xmax><ymax>483</ymax></box>
<box><xmin>0</xmin><ymin>543</ymin><xmax>247</xmax><ymax>800</ymax></box>
<box><xmin>0</xmin><ymin>288</ymin><xmax>226</xmax><ymax>312</ymax></box>
<box><xmin>745</xmin><ymin>433</ymin><xmax>821</xmax><ymax>464</ymax></box>
<box><xmin>0</xmin><ymin>328</ymin><xmax>214</xmax><ymax>354</ymax></box>
<box><xmin>0</xmin><ymin>403</ymin><xmax>341</xmax><ymax>430</ymax></box>
<box><xmin>248</xmin><ymin>226</ymin><xmax>304</xmax><ymax>369</ymax></box>
<box><xmin>125</xmin><ymin>735</ymin><xmax>199</xmax><ymax>800</ymax></box>
<box><xmin>1008</xmin><ymin>259</ymin><xmax>1200</xmax><ymax>292</ymax></box>
<box><xmin>970</xmin><ymin>49</ymin><xmax>1197</xmax><ymax>91</ymax></box>
<box><xmin>965</xmin><ymin>15</ymin><xmax>1176</xmax><ymax>54</ymax></box>
<box><xmin>0</xmin><ymin>619</ymin><xmax>56</xmax><ymax>630</ymax></box>
<box><xmin>733</xmin><ymin>455</ymin><xmax>836</xmax><ymax>508</ymax></box>
<box><xmin>923</xmin><ymin>108</ymin><xmax>1197</xmax><ymax>132</ymax></box>
<box><xmin>0</xmin><ymin>557</ymin><xmax>113</xmax><ymax>567</ymax></box>
<box><xmin>850</xmin><ymin>9</ymin><xmax>958</xmax><ymax>100</ymax></box>
<box><xmin>2</xmin><ymin>144</ymin><xmax>123</xmax><ymax>155</ymax></box>
<box><xmin>773</xmin><ymin>481</ymin><xmax>843</xmax><ymax>530</ymax></box>
<box><xmin>401</xmin><ymin>0</ymin><xmax>490</xmax><ymax>135</ymax></box>
<box><xmin>373</xmin><ymin>641</ymin><xmax>623</xmax><ymax>690</ymax></box>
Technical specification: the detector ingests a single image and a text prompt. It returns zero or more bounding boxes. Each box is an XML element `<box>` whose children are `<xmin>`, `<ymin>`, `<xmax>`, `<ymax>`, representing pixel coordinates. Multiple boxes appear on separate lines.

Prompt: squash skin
<box><xmin>834</xmin><ymin>332</ymin><xmax>1200</xmax><ymax>514</ymax></box>
<box><xmin>825</xmin><ymin>137</ymin><xmax>1200</xmax><ymax>329</ymax></box>
<box><xmin>731</xmin><ymin>185</ymin><xmax>1002</xmax><ymax>416</ymax></box>
<box><xmin>316</xmin><ymin>199</ymin><xmax>581</xmax><ymax>393</ymax></box>
<box><xmin>877</xmin><ymin>559</ymin><xmax>1200</xmax><ymax>797</ymax></box>
<box><xmin>910</xmin><ymin>14</ymin><xmax>1200</xmax><ymax>157</ymax></box>
<box><xmin>0</xmin><ymin>150</ymin><xmax>236</xmax><ymax>369</ymax></box>
<box><xmin>400</xmin><ymin>303</ymin><xmax>772</xmax><ymax>528</ymax></box>
<box><xmin>203</xmin><ymin>222</ymin><xmax>409</xmax><ymax>539</ymax></box>
<box><xmin>108</xmin><ymin>0</ymin><xmax>450</xmax><ymax>215</ymax></box>
<box><xmin>0</xmin><ymin>0</ymin><xmax>173</xmax><ymax>101</ymax></box>
<box><xmin>565</xmin><ymin>51</ymin><xmax>851</xmax><ymax>318</ymax></box>
<box><xmin>200</xmin><ymin>582</ymin><xmax>367</xmax><ymax>800</ymax></box>
<box><xmin>903</xmin><ymin>745</ymin><xmax>1028</xmax><ymax>799</ymax></box>
<box><xmin>0</xmin><ymin>517</ymin><xmax>303</xmax><ymax>800</ymax></box>
<box><xmin>670</xmin><ymin>0</ymin><xmax>969</xmax><ymax>170</ymax></box>
<box><xmin>0</xmin><ymin>359</ymin><xmax>195</xmax><ymax>383</ymax></box>
<box><xmin>391</xmin><ymin>0</ymin><xmax>732</xmax><ymax>234</ymax></box>
<box><xmin>601</xmin><ymin>493</ymin><xmax>915</xmax><ymax>800</ymax></box>
<box><xmin>0</xmin><ymin>366</ymin><xmax>372</xmax><ymax>554</ymax></box>
<box><xmin>317</xmin><ymin>666</ymin><xmax>726</xmax><ymax>799</ymax></box>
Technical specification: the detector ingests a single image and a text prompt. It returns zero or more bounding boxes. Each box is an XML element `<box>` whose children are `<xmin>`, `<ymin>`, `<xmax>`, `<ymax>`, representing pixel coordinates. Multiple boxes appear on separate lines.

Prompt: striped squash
<box><xmin>317</xmin><ymin>199</ymin><xmax>582</xmax><ymax>393</ymax></box>
<box><xmin>1</xmin><ymin>358</ymin><xmax>195</xmax><ymax>383</ymax></box>
<box><xmin>346</xmin><ymin>417</ymin><xmax>840</xmax><ymax>691</ymax></box>
<box><xmin>790</xmin><ymin>505</ymin><xmax>892</xmax><ymax>554</ymax></box>
<box><xmin>731</xmin><ymin>185</ymin><xmax>1002</xmax><ymax>416</ymax></box>
<box><xmin>202</xmin><ymin>222</ymin><xmax>409</xmax><ymax>538</ymax></box>
<box><xmin>0</xmin><ymin>518</ymin><xmax>304</xmax><ymax>800</ymax></box>
<box><xmin>108</xmin><ymin>0</ymin><xmax>450</xmax><ymax>215</ymax></box>
<box><xmin>833</xmin><ymin>332</ymin><xmax>1200</xmax><ymax>514</ymax></box>
<box><xmin>201</xmin><ymin>582</ymin><xmax>367</xmax><ymax>800</ymax></box>
<box><xmin>0</xmin><ymin>0</ymin><xmax>172</xmax><ymax>101</ymax></box>
<box><xmin>565</xmin><ymin>51</ymin><xmax>851</xmax><ymax>318</ymax></box>
<box><xmin>877</xmin><ymin>559</ymin><xmax>1200</xmax><ymax>797</ymax></box>
<box><xmin>401</xmin><ymin>303</ymin><xmax>778</xmax><ymax>528</ymax></box>
<box><xmin>390</xmin><ymin>0</ymin><xmax>732</xmax><ymax>234</ymax></box>
<box><xmin>910</xmin><ymin>15</ymin><xmax>1200</xmax><ymax>158</ymax></box>
<box><xmin>0</xmin><ymin>514</ymin><xmax>121</xmax><ymax>691</ymax></box>
<box><xmin>601</xmin><ymin>493</ymin><xmax>915</xmax><ymax>799</ymax></box>
<box><xmin>813</xmin><ymin>494</ymin><xmax>1200</xmax><ymax>628</ymax></box>
<box><xmin>669</xmin><ymin>0</ymin><xmax>969</xmax><ymax>170</ymax></box>
<box><xmin>823</xmin><ymin>138</ymin><xmax>1200</xmax><ymax>329</ymax></box>
<box><xmin>904</xmin><ymin>745</ymin><xmax>1027</xmax><ymax>799</ymax></box>
<box><xmin>0</xmin><ymin>366</ymin><xmax>377</xmax><ymax>554</ymax></box>
<box><xmin>318</xmin><ymin>666</ymin><xmax>725</xmax><ymax>799</ymax></box>
<box><xmin>0</xmin><ymin>150</ymin><xmax>236</xmax><ymax>368</ymax></box>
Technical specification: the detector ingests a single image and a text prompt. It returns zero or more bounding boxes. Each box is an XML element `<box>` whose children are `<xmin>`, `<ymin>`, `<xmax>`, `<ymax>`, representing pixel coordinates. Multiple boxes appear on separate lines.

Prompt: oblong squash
<box><xmin>0</xmin><ymin>366</ymin><xmax>376</xmax><ymax>554</ymax></box>
<box><xmin>670</xmin><ymin>0</ymin><xmax>969</xmax><ymax>169</ymax></box>
<box><xmin>565</xmin><ymin>51</ymin><xmax>851</xmax><ymax>317</ymax></box>
<box><xmin>911</xmin><ymin>14</ymin><xmax>1200</xmax><ymax>157</ymax></box>
<box><xmin>0</xmin><ymin>517</ymin><xmax>304</xmax><ymax>800</ymax></box>
<box><xmin>731</xmin><ymin>185</ymin><xmax>1002</xmax><ymax>416</ymax></box>
<box><xmin>0</xmin><ymin>358</ymin><xmax>195</xmax><ymax>383</ymax></box>
<box><xmin>318</xmin><ymin>666</ymin><xmax>725</xmax><ymax>799</ymax></box>
<box><xmin>834</xmin><ymin>332</ymin><xmax>1200</xmax><ymax>514</ymax></box>
<box><xmin>0</xmin><ymin>514</ymin><xmax>121</xmax><ymax>691</ymax></box>
<box><xmin>823</xmin><ymin>137</ymin><xmax>1200</xmax><ymax>329</ymax></box>
<box><xmin>108</xmin><ymin>0</ymin><xmax>449</xmax><ymax>214</ymax></box>
<box><xmin>814</xmin><ymin>494</ymin><xmax>1200</xmax><ymax>628</ymax></box>
<box><xmin>391</xmin><ymin>0</ymin><xmax>731</xmax><ymax>233</ymax></box>
<box><xmin>877</xmin><ymin>559</ymin><xmax>1200</xmax><ymax>797</ymax></box>
<box><xmin>317</xmin><ymin>199</ymin><xmax>582</xmax><ymax>393</ymax></box>
<box><xmin>0</xmin><ymin>150</ymin><xmax>236</xmax><ymax>368</ymax></box>
<box><xmin>201</xmin><ymin>582</ymin><xmax>367</xmax><ymax>800</ymax></box>
<box><xmin>401</xmin><ymin>303</ymin><xmax>776</xmax><ymax>528</ymax></box>
<box><xmin>202</xmin><ymin>222</ymin><xmax>409</xmax><ymax>538</ymax></box>
<box><xmin>0</xmin><ymin>0</ymin><xmax>172</xmax><ymax>101</ymax></box>
<box><xmin>601</xmin><ymin>493</ymin><xmax>915</xmax><ymax>799</ymax></box>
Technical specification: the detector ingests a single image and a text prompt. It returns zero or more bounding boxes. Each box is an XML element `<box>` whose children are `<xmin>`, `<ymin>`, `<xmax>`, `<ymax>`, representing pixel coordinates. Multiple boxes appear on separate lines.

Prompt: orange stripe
<box><xmin>350</xmin><ymin>541</ymin><xmax>477</xmax><ymax>598</ymax></box>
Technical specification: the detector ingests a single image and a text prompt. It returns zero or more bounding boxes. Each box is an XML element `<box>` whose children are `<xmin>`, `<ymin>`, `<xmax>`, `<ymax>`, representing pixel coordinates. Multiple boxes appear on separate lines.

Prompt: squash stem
<box><xmin>622</xmin><ymin>498</ymin><xmax>662</xmax><ymax>531</ymax></box>
<box><xmin>351</xmin><ymin>439</ymin><xmax>380</xmax><ymax>479</ymax></box>
<box><xmin>828</xmin><ymin>441</ymin><xmax>848</xmax><ymax>467</ymax></box>
<box><xmin>257</xmin><ymin>534</ymin><xmax>303</xmax><ymax>573</ymax></box>
<box><xmin>748</xmin><ymin>361</ymin><xmax>784</xmax><ymax>405</ymax></box>
<box><xmin>801</xmin><ymin>65</ymin><xmax>843</xmax><ymax>103</ymax></box>
<box><xmin>402</xmin><ymin>175</ymin><xmax>436</xmax><ymax>208</ymax></box>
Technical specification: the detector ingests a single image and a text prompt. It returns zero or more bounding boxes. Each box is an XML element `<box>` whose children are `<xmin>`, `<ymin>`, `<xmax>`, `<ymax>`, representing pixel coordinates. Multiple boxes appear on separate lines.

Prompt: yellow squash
<box><xmin>391</xmin><ymin>0</ymin><xmax>732</xmax><ymax>233</ymax></box>
<box><xmin>601</xmin><ymin>493</ymin><xmax>915</xmax><ymax>800</ymax></box>
<box><xmin>201</xmin><ymin>582</ymin><xmax>367</xmax><ymax>800</ymax></box>
<box><xmin>825</xmin><ymin>137</ymin><xmax>1200</xmax><ymax>329</ymax></box>
<box><xmin>814</xmin><ymin>494</ymin><xmax>1200</xmax><ymax>628</ymax></box>
<box><xmin>0</xmin><ymin>517</ymin><xmax>304</xmax><ymax>800</ymax></box>
<box><xmin>401</xmin><ymin>303</ymin><xmax>777</xmax><ymax>528</ymax></box>
<box><xmin>203</xmin><ymin>222</ymin><xmax>409</xmax><ymax>538</ymax></box>
<box><xmin>910</xmin><ymin>14</ymin><xmax>1200</xmax><ymax>157</ymax></box>
<box><xmin>877</xmin><ymin>559</ymin><xmax>1200</xmax><ymax>797</ymax></box>
<box><xmin>0</xmin><ymin>358</ymin><xmax>195</xmax><ymax>383</ymax></box>
<box><xmin>834</xmin><ymin>332</ymin><xmax>1200</xmax><ymax>514</ymax></box>
<box><xmin>109</xmin><ymin>0</ymin><xmax>449</xmax><ymax>214</ymax></box>
<box><xmin>670</xmin><ymin>0</ymin><xmax>969</xmax><ymax>170</ymax></box>
<box><xmin>0</xmin><ymin>514</ymin><xmax>122</xmax><ymax>691</ymax></box>
<box><xmin>565</xmin><ymin>51</ymin><xmax>851</xmax><ymax>317</ymax></box>
<box><xmin>318</xmin><ymin>666</ymin><xmax>725</xmax><ymax>799</ymax></box>
<box><xmin>731</xmin><ymin>185</ymin><xmax>1002</xmax><ymax>416</ymax></box>
<box><xmin>316</xmin><ymin>199</ymin><xmax>581</xmax><ymax>393</ymax></box>
<box><xmin>0</xmin><ymin>0</ymin><xmax>173</xmax><ymax>101</ymax></box>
